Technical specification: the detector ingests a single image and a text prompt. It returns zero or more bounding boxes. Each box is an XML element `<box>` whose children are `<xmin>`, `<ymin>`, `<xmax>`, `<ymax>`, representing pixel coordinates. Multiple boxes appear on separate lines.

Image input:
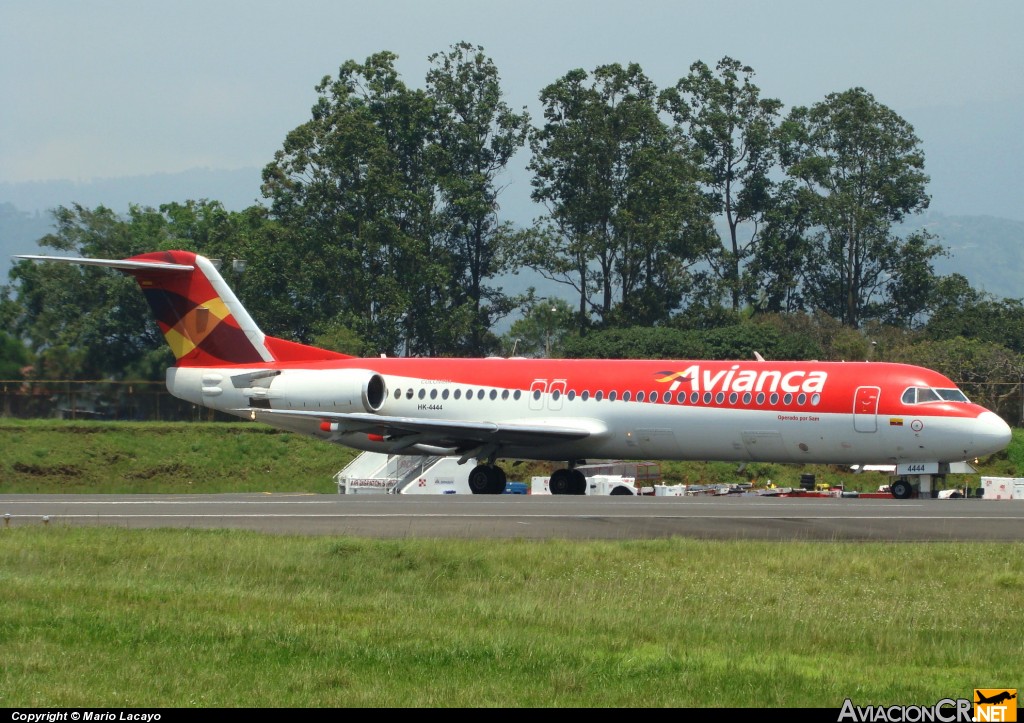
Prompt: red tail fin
<box><xmin>17</xmin><ymin>250</ymin><xmax>351</xmax><ymax>366</ymax></box>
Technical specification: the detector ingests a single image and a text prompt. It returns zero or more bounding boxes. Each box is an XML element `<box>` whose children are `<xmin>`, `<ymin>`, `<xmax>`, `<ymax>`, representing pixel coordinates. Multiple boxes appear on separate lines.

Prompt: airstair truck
<box><xmin>335</xmin><ymin>452</ymin><xmax>476</xmax><ymax>494</ymax></box>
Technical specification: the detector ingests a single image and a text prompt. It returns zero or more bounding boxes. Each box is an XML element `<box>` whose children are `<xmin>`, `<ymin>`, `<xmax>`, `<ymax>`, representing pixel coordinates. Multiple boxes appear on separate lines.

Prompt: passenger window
<box><xmin>623</xmin><ymin>391</ymin><xmax>632</xmax><ymax>402</ymax></box>
<box><xmin>636</xmin><ymin>391</ymin><xmax>645</xmax><ymax>402</ymax></box>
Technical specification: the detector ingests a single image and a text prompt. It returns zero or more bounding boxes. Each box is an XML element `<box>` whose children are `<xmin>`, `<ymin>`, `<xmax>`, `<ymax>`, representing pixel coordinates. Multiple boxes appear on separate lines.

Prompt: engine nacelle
<box><xmin>233</xmin><ymin>368</ymin><xmax>386</xmax><ymax>413</ymax></box>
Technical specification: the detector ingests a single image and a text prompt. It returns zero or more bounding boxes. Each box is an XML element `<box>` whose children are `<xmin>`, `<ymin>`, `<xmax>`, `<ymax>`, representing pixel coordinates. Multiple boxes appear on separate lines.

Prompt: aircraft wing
<box><xmin>245</xmin><ymin>408</ymin><xmax>601</xmax><ymax>455</ymax></box>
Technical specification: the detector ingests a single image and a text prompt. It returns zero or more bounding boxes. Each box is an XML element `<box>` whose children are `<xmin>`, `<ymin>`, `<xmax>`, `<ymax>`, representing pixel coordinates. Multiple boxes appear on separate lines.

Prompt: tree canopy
<box><xmin>5</xmin><ymin>47</ymin><xmax>1024</xmax><ymax>423</ymax></box>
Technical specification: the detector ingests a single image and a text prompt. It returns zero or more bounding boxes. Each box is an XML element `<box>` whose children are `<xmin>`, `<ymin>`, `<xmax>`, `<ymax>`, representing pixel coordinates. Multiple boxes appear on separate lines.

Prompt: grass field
<box><xmin>1</xmin><ymin>419</ymin><xmax>1023</xmax><ymax>708</ymax></box>
<box><xmin>3</xmin><ymin>418</ymin><xmax>1022</xmax><ymax>494</ymax></box>
<box><xmin>2</xmin><ymin>527</ymin><xmax>1022</xmax><ymax>708</ymax></box>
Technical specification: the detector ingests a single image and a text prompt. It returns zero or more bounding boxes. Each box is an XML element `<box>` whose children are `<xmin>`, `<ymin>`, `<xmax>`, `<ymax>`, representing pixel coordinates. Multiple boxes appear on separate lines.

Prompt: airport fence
<box><xmin>0</xmin><ymin>379</ymin><xmax>234</xmax><ymax>422</ymax></box>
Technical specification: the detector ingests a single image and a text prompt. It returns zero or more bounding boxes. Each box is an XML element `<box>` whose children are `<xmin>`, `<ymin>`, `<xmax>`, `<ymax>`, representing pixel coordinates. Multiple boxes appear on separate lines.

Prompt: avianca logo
<box><xmin>655</xmin><ymin>365</ymin><xmax>828</xmax><ymax>394</ymax></box>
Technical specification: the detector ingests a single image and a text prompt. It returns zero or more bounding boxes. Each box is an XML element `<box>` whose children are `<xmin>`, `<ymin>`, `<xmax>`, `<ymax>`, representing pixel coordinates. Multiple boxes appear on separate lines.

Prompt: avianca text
<box><xmin>664</xmin><ymin>365</ymin><xmax>827</xmax><ymax>394</ymax></box>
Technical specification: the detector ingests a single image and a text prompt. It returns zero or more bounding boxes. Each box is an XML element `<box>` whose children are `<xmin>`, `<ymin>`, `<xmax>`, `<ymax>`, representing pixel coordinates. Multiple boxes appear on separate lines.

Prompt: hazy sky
<box><xmin>2</xmin><ymin>0</ymin><xmax>1022</xmax><ymax>219</ymax></box>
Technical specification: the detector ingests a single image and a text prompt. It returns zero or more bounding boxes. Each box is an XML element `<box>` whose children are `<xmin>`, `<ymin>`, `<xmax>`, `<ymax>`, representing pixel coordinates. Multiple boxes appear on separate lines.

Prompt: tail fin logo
<box><xmin>148</xmin><ymin>290</ymin><xmax>245</xmax><ymax>362</ymax></box>
<box><xmin>128</xmin><ymin>251</ymin><xmax>272</xmax><ymax>365</ymax></box>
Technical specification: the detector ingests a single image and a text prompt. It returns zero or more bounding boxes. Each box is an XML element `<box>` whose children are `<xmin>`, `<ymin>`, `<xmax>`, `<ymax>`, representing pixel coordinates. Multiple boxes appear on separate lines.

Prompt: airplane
<box><xmin>975</xmin><ymin>691</ymin><xmax>1016</xmax><ymax>705</ymax></box>
<box><xmin>13</xmin><ymin>250</ymin><xmax>1013</xmax><ymax>497</ymax></box>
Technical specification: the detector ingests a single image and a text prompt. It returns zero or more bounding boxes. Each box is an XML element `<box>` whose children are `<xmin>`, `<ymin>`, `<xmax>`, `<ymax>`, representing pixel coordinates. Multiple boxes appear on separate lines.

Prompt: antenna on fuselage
<box><xmin>754</xmin><ymin>351</ymin><xmax>765</xmax><ymax>362</ymax></box>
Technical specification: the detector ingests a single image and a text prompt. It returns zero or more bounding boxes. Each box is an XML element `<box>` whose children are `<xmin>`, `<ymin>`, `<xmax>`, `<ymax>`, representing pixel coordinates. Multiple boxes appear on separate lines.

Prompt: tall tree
<box><xmin>261</xmin><ymin>52</ymin><xmax>439</xmax><ymax>355</ymax></box>
<box><xmin>778</xmin><ymin>87</ymin><xmax>935</xmax><ymax>327</ymax></box>
<box><xmin>527</xmin><ymin>63</ymin><xmax>713</xmax><ymax>330</ymax></box>
<box><xmin>502</xmin><ymin>296</ymin><xmax>576</xmax><ymax>358</ymax></box>
<box><xmin>925</xmin><ymin>274</ymin><xmax>1024</xmax><ymax>354</ymax></box>
<box><xmin>660</xmin><ymin>57</ymin><xmax>783</xmax><ymax>311</ymax></box>
<box><xmin>9</xmin><ymin>204</ymin><xmax>170</xmax><ymax>380</ymax></box>
<box><xmin>426</xmin><ymin>41</ymin><xmax>532</xmax><ymax>354</ymax></box>
<box><xmin>745</xmin><ymin>179</ymin><xmax>812</xmax><ymax>314</ymax></box>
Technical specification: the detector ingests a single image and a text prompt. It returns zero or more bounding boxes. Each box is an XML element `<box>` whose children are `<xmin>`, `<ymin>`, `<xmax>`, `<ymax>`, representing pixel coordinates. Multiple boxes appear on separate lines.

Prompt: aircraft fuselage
<box><xmin>166</xmin><ymin>357</ymin><xmax>1010</xmax><ymax>467</ymax></box>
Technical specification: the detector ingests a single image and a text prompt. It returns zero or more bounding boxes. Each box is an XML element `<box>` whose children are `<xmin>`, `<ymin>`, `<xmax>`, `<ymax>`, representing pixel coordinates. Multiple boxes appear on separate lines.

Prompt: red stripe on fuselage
<box><xmin>214</xmin><ymin>357</ymin><xmax>984</xmax><ymax>420</ymax></box>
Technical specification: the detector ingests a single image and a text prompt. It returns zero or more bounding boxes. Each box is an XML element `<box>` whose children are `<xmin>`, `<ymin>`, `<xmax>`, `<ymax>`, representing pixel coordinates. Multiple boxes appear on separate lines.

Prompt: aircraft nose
<box><xmin>975</xmin><ymin>411</ymin><xmax>1012</xmax><ymax>456</ymax></box>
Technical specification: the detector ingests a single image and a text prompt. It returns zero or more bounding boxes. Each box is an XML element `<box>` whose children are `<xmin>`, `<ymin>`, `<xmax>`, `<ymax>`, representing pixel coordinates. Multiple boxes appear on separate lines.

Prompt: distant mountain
<box><xmin>3</xmin><ymin>170</ymin><xmax>1023</xmax><ymax>306</ymax></box>
<box><xmin>0</xmin><ymin>167</ymin><xmax>266</xmax><ymax>283</ymax></box>
<box><xmin>910</xmin><ymin>212</ymin><xmax>1024</xmax><ymax>300</ymax></box>
<box><xmin>0</xmin><ymin>167</ymin><xmax>265</xmax><ymax>216</ymax></box>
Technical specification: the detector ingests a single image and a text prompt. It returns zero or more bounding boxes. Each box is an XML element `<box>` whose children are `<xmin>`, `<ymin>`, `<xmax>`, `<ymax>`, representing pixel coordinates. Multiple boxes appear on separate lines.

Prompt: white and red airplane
<box><xmin>15</xmin><ymin>250</ymin><xmax>1012</xmax><ymax>498</ymax></box>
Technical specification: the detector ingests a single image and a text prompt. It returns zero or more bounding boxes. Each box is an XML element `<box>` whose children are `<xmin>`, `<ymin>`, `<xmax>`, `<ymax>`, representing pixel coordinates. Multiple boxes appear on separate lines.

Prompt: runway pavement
<box><xmin>2</xmin><ymin>493</ymin><xmax>1024</xmax><ymax>541</ymax></box>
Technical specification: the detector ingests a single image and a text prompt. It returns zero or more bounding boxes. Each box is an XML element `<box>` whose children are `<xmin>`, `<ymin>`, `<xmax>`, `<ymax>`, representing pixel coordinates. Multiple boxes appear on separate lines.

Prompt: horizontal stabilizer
<box><xmin>14</xmin><ymin>255</ymin><xmax>194</xmax><ymax>272</ymax></box>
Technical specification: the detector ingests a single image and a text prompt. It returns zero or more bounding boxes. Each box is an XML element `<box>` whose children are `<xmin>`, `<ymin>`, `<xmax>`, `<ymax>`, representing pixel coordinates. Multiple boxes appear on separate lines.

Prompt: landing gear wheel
<box><xmin>569</xmin><ymin>469</ymin><xmax>587</xmax><ymax>495</ymax></box>
<box><xmin>890</xmin><ymin>477</ymin><xmax>914</xmax><ymax>500</ymax></box>
<box><xmin>549</xmin><ymin>469</ymin><xmax>572</xmax><ymax>495</ymax></box>
<box><xmin>468</xmin><ymin>464</ymin><xmax>507</xmax><ymax>495</ymax></box>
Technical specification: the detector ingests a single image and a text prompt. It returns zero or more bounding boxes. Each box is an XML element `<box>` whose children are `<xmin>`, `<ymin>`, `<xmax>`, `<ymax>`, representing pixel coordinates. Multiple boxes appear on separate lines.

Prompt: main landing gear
<box><xmin>548</xmin><ymin>467</ymin><xmax>587</xmax><ymax>495</ymax></box>
<box><xmin>467</xmin><ymin>461</ymin><xmax>588</xmax><ymax>495</ymax></box>
<box><xmin>467</xmin><ymin>463</ymin><xmax>507</xmax><ymax>494</ymax></box>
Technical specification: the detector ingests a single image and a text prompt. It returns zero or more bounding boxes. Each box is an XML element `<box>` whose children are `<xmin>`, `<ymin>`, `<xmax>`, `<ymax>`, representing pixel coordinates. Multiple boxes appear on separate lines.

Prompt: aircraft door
<box><xmin>853</xmin><ymin>386</ymin><xmax>880</xmax><ymax>433</ymax></box>
<box><xmin>547</xmin><ymin>380</ymin><xmax>567</xmax><ymax>411</ymax></box>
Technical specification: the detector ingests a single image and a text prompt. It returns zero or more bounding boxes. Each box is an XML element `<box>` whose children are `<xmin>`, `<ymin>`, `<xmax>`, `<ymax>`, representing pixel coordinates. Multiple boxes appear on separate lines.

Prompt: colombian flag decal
<box><xmin>890</xmin><ymin>418</ymin><xmax>904</xmax><ymax>426</ymax></box>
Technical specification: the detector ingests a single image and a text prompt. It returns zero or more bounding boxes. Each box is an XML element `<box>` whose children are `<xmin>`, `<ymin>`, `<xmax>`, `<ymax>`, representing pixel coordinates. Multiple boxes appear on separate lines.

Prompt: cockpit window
<box><xmin>916</xmin><ymin>388</ymin><xmax>941</xmax><ymax>403</ymax></box>
<box><xmin>903</xmin><ymin>386</ymin><xmax>969</xmax><ymax>404</ymax></box>
<box><xmin>937</xmin><ymin>388</ymin><xmax>969</xmax><ymax>402</ymax></box>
